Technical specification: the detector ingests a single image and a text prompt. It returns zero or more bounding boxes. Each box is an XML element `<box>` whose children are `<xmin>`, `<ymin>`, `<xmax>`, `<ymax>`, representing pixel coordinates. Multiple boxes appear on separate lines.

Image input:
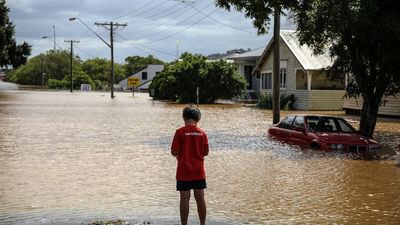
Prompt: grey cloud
<box><xmin>8</xmin><ymin>0</ymin><xmax>295</xmax><ymax>62</ymax></box>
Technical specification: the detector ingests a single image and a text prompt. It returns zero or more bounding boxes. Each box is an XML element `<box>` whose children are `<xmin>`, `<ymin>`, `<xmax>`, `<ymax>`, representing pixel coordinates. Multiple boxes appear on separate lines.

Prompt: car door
<box><xmin>289</xmin><ymin>116</ymin><xmax>308</xmax><ymax>147</ymax></box>
<box><xmin>276</xmin><ymin>115</ymin><xmax>295</xmax><ymax>142</ymax></box>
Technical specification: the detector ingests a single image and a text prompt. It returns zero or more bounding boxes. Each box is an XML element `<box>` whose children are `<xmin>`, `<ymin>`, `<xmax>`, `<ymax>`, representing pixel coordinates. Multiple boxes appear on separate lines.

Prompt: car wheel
<box><xmin>310</xmin><ymin>142</ymin><xmax>320</xmax><ymax>150</ymax></box>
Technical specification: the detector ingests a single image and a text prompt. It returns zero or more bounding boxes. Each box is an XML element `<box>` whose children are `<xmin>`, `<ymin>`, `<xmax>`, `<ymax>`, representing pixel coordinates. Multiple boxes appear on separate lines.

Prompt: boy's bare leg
<box><xmin>180</xmin><ymin>191</ymin><xmax>191</xmax><ymax>225</ymax></box>
<box><xmin>194</xmin><ymin>189</ymin><xmax>206</xmax><ymax>225</ymax></box>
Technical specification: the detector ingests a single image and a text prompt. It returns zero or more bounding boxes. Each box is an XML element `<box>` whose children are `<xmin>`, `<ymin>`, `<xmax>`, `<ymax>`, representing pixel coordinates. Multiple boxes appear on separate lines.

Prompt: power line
<box><xmin>136</xmin><ymin>7</ymin><xmax>219</xmax><ymax>44</ymax></box>
<box><xmin>123</xmin><ymin>1</ymin><xmax>182</xmax><ymax>24</ymax></box>
<box><xmin>187</xmin><ymin>3</ymin><xmax>255</xmax><ymax>34</ymax></box>
<box><xmin>73</xmin><ymin>43</ymin><xmax>97</xmax><ymax>58</ymax></box>
<box><xmin>95</xmin><ymin>21</ymin><xmax>127</xmax><ymax>99</ymax></box>
<box><xmin>112</xmin><ymin>0</ymin><xmax>169</xmax><ymax>20</ymax></box>
<box><xmin>122</xmin><ymin>0</ymin><xmax>202</xmax><ymax>36</ymax></box>
<box><xmin>116</xmin><ymin>33</ymin><xmax>176</xmax><ymax>57</ymax></box>
<box><xmin>131</xmin><ymin>3</ymin><xmax>214</xmax><ymax>41</ymax></box>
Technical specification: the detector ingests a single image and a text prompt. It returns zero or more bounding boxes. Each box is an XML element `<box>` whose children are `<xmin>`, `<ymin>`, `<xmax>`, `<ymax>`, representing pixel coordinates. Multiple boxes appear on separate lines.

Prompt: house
<box><xmin>343</xmin><ymin>95</ymin><xmax>400</xmax><ymax>117</ymax></box>
<box><xmin>226</xmin><ymin>47</ymin><xmax>264</xmax><ymax>98</ymax></box>
<box><xmin>252</xmin><ymin>30</ymin><xmax>345</xmax><ymax>110</ymax></box>
<box><xmin>118</xmin><ymin>64</ymin><xmax>164</xmax><ymax>91</ymax></box>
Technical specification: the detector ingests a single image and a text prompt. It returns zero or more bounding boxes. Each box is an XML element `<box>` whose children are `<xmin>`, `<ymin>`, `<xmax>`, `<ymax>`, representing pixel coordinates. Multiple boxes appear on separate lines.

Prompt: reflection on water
<box><xmin>0</xmin><ymin>91</ymin><xmax>399</xmax><ymax>225</ymax></box>
<box><xmin>0</xmin><ymin>82</ymin><xmax>18</xmax><ymax>90</ymax></box>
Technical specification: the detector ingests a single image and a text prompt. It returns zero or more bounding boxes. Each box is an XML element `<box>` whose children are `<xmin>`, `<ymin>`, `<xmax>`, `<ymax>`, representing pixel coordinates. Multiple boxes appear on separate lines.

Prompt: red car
<box><xmin>268</xmin><ymin>115</ymin><xmax>381</xmax><ymax>153</ymax></box>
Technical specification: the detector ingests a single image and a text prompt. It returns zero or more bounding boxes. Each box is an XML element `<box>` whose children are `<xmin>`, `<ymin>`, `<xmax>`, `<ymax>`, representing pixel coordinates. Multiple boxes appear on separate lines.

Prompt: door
<box><xmin>244</xmin><ymin>65</ymin><xmax>253</xmax><ymax>90</ymax></box>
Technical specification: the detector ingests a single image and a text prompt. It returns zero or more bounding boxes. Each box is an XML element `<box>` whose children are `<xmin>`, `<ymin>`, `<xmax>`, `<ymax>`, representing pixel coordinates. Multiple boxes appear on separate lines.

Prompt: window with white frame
<box><xmin>261</xmin><ymin>72</ymin><xmax>272</xmax><ymax>90</ymax></box>
<box><xmin>280</xmin><ymin>68</ymin><xmax>287</xmax><ymax>89</ymax></box>
<box><xmin>280</xmin><ymin>60</ymin><xmax>287</xmax><ymax>89</ymax></box>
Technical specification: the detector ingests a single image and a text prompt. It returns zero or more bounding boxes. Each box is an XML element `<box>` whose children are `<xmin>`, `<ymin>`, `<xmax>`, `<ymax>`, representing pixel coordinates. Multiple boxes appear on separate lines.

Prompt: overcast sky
<box><xmin>8</xmin><ymin>0</ymin><xmax>295</xmax><ymax>63</ymax></box>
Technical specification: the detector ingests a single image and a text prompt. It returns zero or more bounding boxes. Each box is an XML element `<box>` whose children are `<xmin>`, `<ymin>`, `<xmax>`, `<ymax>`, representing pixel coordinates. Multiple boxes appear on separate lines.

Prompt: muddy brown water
<box><xmin>0</xmin><ymin>91</ymin><xmax>399</xmax><ymax>225</ymax></box>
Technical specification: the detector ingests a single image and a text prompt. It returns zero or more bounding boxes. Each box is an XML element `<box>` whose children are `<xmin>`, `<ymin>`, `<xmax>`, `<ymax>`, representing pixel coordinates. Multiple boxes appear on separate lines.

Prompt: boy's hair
<box><xmin>183</xmin><ymin>106</ymin><xmax>201</xmax><ymax>122</ymax></box>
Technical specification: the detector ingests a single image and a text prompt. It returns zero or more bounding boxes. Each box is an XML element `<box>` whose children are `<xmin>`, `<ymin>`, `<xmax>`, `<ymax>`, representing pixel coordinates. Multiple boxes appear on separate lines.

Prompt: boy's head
<box><xmin>183</xmin><ymin>106</ymin><xmax>201</xmax><ymax>122</ymax></box>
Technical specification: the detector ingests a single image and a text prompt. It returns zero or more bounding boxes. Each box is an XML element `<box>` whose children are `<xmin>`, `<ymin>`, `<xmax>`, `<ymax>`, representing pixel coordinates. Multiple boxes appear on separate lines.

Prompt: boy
<box><xmin>171</xmin><ymin>106</ymin><xmax>209</xmax><ymax>225</ymax></box>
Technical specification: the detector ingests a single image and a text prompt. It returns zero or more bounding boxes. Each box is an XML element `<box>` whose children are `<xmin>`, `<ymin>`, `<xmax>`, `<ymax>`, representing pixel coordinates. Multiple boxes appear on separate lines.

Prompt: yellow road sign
<box><xmin>127</xmin><ymin>77</ymin><xmax>141</xmax><ymax>87</ymax></box>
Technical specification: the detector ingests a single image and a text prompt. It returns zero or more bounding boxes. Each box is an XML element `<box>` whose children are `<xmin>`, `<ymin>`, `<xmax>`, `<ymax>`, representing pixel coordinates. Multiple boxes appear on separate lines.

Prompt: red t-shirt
<box><xmin>171</xmin><ymin>125</ymin><xmax>209</xmax><ymax>181</ymax></box>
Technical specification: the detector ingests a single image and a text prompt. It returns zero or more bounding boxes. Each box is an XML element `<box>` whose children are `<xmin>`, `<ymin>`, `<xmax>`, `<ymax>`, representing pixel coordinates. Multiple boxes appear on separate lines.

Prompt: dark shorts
<box><xmin>177</xmin><ymin>179</ymin><xmax>207</xmax><ymax>191</ymax></box>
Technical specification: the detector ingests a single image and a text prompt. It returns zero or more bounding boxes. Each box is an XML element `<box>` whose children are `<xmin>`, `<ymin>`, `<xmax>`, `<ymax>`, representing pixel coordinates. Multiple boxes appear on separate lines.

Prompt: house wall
<box><xmin>308</xmin><ymin>90</ymin><xmax>346</xmax><ymax>110</ymax></box>
<box><xmin>259</xmin><ymin>89</ymin><xmax>345</xmax><ymax>110</ymax></box>
<box><xmin>259</xmin><ymin>38</ymin><xmax>303</xmax><ymax>92</ymax></box>
<box><xmin>310</xmin><ymin>71</ymin><xmax>345</xmax><ymax>90</ymax></box>
<box><xmin>235</xmin><ymin>61</ymin><xmax>260</xmax><ymax>98</ymax></box>
<box><xmin>118</xmin><ymin>65</ymin><xmax>164</xmax><ymax>91</ymax></box>
<box><xmin>343</xmin><ymin>95</ymin><xmax>400</xmax><ymax>117</ymax></box>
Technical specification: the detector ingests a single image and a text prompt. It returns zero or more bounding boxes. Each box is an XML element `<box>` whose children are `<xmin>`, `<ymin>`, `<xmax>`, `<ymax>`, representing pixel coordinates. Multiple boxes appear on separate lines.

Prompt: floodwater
<box><xmin>0</xmin><ymin>91</ymin><xmax>399</xmax><ymax>225</ymax></box>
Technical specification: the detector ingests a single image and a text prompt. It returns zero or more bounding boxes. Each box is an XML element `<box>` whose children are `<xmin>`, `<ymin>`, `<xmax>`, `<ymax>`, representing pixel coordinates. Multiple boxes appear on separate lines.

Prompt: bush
<box><xmin>149</xmin><ymin>53</ymin><xmax>247</xmax><ymax>104</ymax></box>
<box><xmin>48</xmin><ymin>71</ymin><xmax>95</xmax><ymax>90</ymax></box>
<box><xmin>257</xmin><ymin>93</ymin><xmax>296</xmax><ymax>110</ymax></box>
<box><xmin>48</xmin><ymin>79</ymin><xmax>69</xmax><ymax>89</ymax></box>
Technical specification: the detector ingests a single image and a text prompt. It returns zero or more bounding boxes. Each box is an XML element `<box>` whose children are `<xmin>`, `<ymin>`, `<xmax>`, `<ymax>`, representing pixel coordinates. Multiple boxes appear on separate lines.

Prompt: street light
<box><xmin>69</xmin><ymin>17</ymin><xmax>126</xmax><ymax>99</ymax></box>
<box><xmin>69</xmin><ymin>17</ymin><xmax>110</xmax><ymax>48</ymax></box>
<box><xmin>42</xmin><ymin>36</ymin><xmax>56</xmax><ymax>51</ymax></box>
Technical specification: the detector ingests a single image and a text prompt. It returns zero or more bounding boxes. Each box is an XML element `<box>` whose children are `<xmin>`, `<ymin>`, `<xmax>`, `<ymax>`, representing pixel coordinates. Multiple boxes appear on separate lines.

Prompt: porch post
<box><xmin>307</xmin><ymin>71</ymin><xmax>312</xmax><ymax>91</ymax></box>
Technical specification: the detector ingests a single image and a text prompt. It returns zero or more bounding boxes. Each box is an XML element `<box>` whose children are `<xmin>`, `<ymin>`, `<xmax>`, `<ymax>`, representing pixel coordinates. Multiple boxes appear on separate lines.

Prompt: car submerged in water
<box><xmin>268</xmin><ymin>115</ymin><xmax>381</xmax><ymax>154</ymax></box>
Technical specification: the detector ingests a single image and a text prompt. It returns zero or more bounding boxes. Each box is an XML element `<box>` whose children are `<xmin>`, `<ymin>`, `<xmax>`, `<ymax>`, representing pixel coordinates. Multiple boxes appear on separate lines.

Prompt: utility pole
<box><xmin>272</xmin><ymin>6</ymin><xmax>281</xmax><ymax>124</ymax></box>
<box><xmin>64</xmin><ymin>40</ymin><xmax>80</xmax><ymax>92</ymax></box>
<box><xmin>176</xmin><ymin>40</ymin><xmax>179</xmax><ymax>61</ymax></box>
<box><xmin>53</xmin><ymin>25</ymin><xmax>56</xmax><ymax>51</ymax></box>
<box><xmin>95</xmin><ymin>21</ymin><xmax>127</xmax><ymax>99</ymax></box>
<box><xmin>41</xmin><ymin>56</ymin><xmax>45</xmax><ymax>88</ymax></box>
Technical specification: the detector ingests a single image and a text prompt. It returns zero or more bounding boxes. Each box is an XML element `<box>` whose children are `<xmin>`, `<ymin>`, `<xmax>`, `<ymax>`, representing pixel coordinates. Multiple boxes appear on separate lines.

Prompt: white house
<box><xmin>253</xmin><ymin>30</ymin><xmax>346</xmax><ymax>110</ymax></box>
<box><xmin>226</xmin><ymin>47</ymin><xmax>264</xmax><ymax>98</ymax></box>
<box><xmin>119</xmin><ymin>64</ymin><xmax>164</xmax><ymax>91</ymax></box>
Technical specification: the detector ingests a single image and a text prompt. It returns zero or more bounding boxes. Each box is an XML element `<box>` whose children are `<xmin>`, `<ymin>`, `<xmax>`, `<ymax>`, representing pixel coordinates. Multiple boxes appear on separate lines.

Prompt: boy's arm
<box><xmin>171</xmin><ymin>130</ymin><xmax>180</xmax><ymax>157</ymax></box>
<box><xmin>203</xmin><ymin>133</ymin><xmax>209</xmax><ymax>156</ymax></box>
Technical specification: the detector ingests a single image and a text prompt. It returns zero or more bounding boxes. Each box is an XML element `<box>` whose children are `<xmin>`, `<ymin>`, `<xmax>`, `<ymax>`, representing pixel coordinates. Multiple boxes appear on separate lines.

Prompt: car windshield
<box><xmin>305</xmin><ymin>116</ymin><xmax>356</xmax><ymax>133</ymax></box>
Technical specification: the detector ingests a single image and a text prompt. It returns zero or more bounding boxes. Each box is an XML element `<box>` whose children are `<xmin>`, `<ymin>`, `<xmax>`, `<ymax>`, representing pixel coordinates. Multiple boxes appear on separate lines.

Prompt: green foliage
<box><xmin>257</xmin><ymin>94</ymin><xmax>295</xmax><ymax>110</ymax></box>
<box><xmin>0</xmin><ymin>0</ymin><xmax>31</xmax><ymax>68</ymax></box>
<box><xmin>150</xmin><ymin>53</ymin><xmax>247</xmax><ymax>104</ymax></box>
<box><xmin>149</xmin><ymin>64</ymin><xmax>177</xmax><ymax>100</ymax></box>
<box><xmin>293</xmin><ymin>0</ymin><xmax>400</xmax><ymax>137</ymax></box>
<box><xmin>82</xmin><ymin>57</ymin><xmax>125</xmax><ymax>89</ymax></box>
<box><xmin>47</xmin><ymin>79</ymin><xmax>68</xmax><ymax>89</ymax></box>
<box><xmin>48</xmin><ymin>71</ymin><xmax>95</xmax><ymax>90</ymax></box>
<box><xmin>124</xmin><ymin>55</ymin><xmax>163</xmax><ymax>75</ymax></box>
<box><xmin>216</xmin><ymin>0</ymin><xmax>299</xmax><ymax>34</ymax></box>
<box><xmin>9</xmin><ymin>50</ymin><xmax>77</xmax><ymax>85</ymax></box>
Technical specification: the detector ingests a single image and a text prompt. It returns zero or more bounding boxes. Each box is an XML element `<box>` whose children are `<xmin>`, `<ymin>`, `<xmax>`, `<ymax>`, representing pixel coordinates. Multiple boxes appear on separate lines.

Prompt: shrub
<box><xmin>149</xmin><ymin>53</ymin><xmax>247</xmax><ymax>103</ymax></box>
<box><xmin>257</xmin><ymin>93</ymin><xmax>296</xmax><ymax>110</ymax></box>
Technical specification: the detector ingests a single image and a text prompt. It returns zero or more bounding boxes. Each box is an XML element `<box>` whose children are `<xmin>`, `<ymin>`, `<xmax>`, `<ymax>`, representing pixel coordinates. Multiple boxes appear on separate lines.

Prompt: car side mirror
<box><xmin>293</xmin><ymin>127</ymin><xmax>306</xmax><ymax>132</ymax></box>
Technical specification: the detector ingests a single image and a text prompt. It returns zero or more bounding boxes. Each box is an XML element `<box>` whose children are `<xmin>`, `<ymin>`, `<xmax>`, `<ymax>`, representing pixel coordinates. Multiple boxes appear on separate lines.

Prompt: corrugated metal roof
<box><xmin>280</xmin><ymin>30</ymin><xmax>332</xmax><ymax>70</ymax></box>
<box><xmin>226</xmin><ymin>47</ymin><xmax>265</xmax><ymax>59</ymax></box>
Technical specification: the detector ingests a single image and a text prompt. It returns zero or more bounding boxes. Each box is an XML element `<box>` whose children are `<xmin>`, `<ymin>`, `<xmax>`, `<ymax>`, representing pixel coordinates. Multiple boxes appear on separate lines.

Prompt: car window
<box><xmin>306</xmin><ymin>116</ymin><xmax>319</xmax><ymax>132</ymax></box>
<box><xmin>337</xmin><ymin>118</ymin><xmax>356</xmax><ymax>132</ymax></box>
<box><xmin>279</xmin><ymin>115</ymin><xmax>295</xmax><ymax>130</ymax></box>
<box><xmin>293</xmin><ymin>116</ymin><xmax>304</xmax><ymax>128</ymax></box>
<box><xmin>319</xmin><ymin>118</ymin><xmax>338</xmax><ymax>132</ymax></box>
<box><xmin>306</xmin><ymin>116</ymin><xmax>339</xmax><ymax>132</ymax></box>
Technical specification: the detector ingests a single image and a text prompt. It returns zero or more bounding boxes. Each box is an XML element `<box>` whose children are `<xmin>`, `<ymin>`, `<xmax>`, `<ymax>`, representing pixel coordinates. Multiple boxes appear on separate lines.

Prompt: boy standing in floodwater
<box><xmin>171</xmin><ymin>106</ymin><xmax>209</xmax><ymax>225</ymax></box>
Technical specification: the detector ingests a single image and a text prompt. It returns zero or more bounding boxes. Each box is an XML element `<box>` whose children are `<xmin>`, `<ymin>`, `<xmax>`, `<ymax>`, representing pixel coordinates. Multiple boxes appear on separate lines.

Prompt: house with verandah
<box><xmin>253</xmin><ymin>30</ymin><xmax>346</xmax><ymax>110</ymax></box>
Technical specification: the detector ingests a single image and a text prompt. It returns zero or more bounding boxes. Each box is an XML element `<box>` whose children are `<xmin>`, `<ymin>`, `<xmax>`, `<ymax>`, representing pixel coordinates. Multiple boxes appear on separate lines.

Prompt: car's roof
<box><xmin>284</xmin><ymin>114</ymin><xmax>345</xmax><ymax>119</ymax></box>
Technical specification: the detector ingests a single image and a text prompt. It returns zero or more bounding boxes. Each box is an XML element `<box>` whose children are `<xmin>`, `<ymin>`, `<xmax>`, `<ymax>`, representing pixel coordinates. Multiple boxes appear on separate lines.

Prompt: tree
<box><xmin>9</xmin><ymin>50</ymin><xmax>79</xmax><ymax>85</ymax></box>
<box><xmin>216</xmin><ymin>0</ymin><xmax>298</xmax><ymax>124</ymax></box>
<box><xmin>82</xmin><ymin>57</ymin><xmax>125</xmax><ymax>89</ymax></box>
<box><xmin>124</xmin><ymin>55</ymin><xmax>164</xmax><ymax>75</ymax></box>
<box><xmin>293</xmin><ymin>0</ymin><xmax>400</xmax><ymax>138</ymax></box>
<box><xmin>0</xmin><ymin>0</ymin><xmax>31</xmax><ymax>69</ymax></box>
<box><xmin>150</xmin><ymin>53</ymin><xmax>247</xmax><ymax>104</ymax></box>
